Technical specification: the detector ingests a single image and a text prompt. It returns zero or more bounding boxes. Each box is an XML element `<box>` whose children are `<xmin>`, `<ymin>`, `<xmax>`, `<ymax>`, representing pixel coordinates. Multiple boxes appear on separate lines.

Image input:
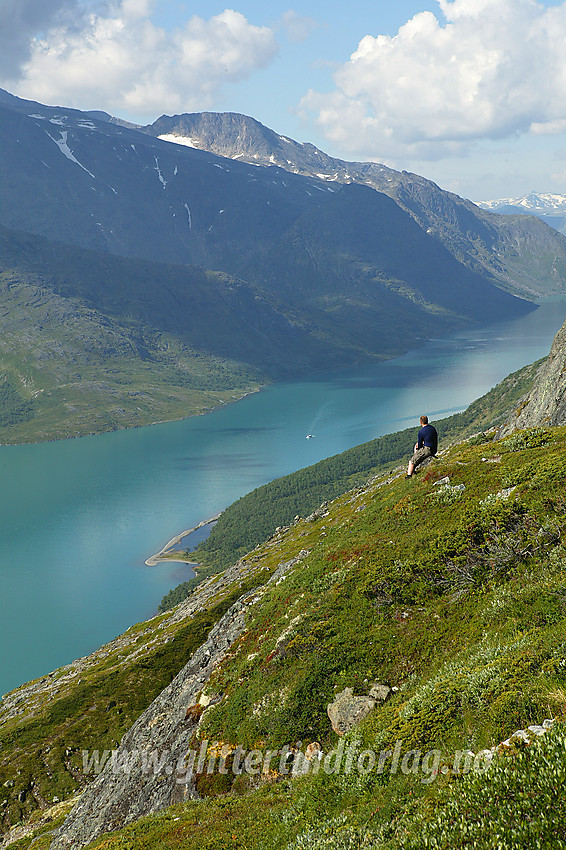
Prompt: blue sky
<box><xmin>2</xmin><ymin>0</ymin><xmax>566</xmax><ymax>201</ymax></box>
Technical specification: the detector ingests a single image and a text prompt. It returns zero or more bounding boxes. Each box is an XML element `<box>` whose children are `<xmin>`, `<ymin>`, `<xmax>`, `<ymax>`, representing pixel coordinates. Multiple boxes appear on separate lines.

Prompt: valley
<box><xmin>1</xmin><ymin>86</ymin><xmax>566</xmax><ymax>850</ymax></box>
<box><xmin>4</xmin><ymin>90</ymin><xmax>566</xmax><ymax>442</ymax></box>
<box><xmin>2</xmin><ymin>362</ymin><xmax>566</xmax><ymax>848</ymax></box>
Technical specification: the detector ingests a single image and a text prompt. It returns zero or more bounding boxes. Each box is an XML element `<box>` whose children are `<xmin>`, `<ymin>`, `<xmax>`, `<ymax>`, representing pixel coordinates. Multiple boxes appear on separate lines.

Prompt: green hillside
<box><xmin>83</xmin><ymin>424</ymin><xmax>566</xmax><ymax>848</ymax></box>
<box><xmin>1</xmin><ymin>222</ymin><xmax>531</xmax><ymax>443</ymax></box>
<box><xmin>157</xmin><ymin>357</ymin><xmax>540</xmax><ymax>611</ymax></box>
<box><xmin>2</xmin><ymin>412</ymin><xmax>565</xmax><ymax>848</ymax></box>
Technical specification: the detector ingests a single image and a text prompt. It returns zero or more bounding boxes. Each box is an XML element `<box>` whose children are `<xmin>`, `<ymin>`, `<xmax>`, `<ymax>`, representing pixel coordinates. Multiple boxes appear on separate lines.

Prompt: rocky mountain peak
<box><xmin>142</xmin><ymin>110</ymin><xmax>566</xmax><ymax>297</ymax></box>
<box><xmin>500</xmin><ymin>315</ymin><xmax>566</xmax><ymax>434</ymax></box>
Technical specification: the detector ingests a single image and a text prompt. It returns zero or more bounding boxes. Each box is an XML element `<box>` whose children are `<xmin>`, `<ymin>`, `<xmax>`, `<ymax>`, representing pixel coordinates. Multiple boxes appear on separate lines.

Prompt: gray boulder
<box><xmin>368</xmin><ymin>683</ymin><xmax>391</xmax><ymax>702</ymax></box>
<box><xmin>327</xmin><ymin>688</ymin><xmax>376</xmax><ymax>737</ymax></box>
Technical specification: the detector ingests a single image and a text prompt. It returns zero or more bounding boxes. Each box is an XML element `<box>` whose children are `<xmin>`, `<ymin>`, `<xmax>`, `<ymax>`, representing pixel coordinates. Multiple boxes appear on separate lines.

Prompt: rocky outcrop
<box><xmin>49</xmin><ymin>555</ymin><xmax>305</xmax><ymax>850</ymax></box>
<box><xmin>499</xmin><ymin>317</ymin><xmax>566</xmax><ymax>434</ymax></box>
<box><xmin>327</xmin><ymin>684</ymin><xmax>391</xmax><ymax>737</ymax></box>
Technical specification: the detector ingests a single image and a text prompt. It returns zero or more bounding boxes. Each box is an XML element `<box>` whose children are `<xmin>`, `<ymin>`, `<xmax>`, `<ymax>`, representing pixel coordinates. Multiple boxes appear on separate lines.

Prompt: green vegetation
<box><xmin>0</xmin><ymin>377</ymin><xmax>35</xmax><ymax>428</ymax></box>
<box><xmin>3</xmin><ymin>423</ymin><xmax>566</xmax><ymax>847</ymax></box>
<box><xmin>88</xmin><ymin>785</ymin><xmax>295</xmax><ymax>850</ymax></box>
<box><xmin>400</xmin><ymin>722</ymin><xmax>566</xmax><ymax>849</ymax></box>
<box><xmin>156</xmin><ymin>358</ymin><xmax>540</xmax><ymax>611</ymax></box>
<box><xmin>78</xmin><ymin>725</ymin><xmax>566</xmax><ymax>850</ymax></box>
<box><xmin>501</xmin><ymin>426</ymin><xmax>552</xmax><ymax>452</ymax></box>
<box><xmin>196</xmin><ymin>428</ymin><xmax>566</xmax><ymax>756</ymax></box>
<box><xmin>53</xmin><ymin>422</ymin><xmax>565</xmax><ymax>850</ymax></box>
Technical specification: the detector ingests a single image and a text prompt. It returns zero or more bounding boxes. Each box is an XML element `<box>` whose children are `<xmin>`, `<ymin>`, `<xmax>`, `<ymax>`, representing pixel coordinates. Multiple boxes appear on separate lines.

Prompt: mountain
<box><xmin>1</xmin><ymin>370</ymin><xmax>565</xmax><ymax>846</ymax></box>
<box><xmin>5</xmin><ymin>223</ymin><xmax>435</xmax><ymax>443</ymax></box>
<box><xmin>0</xmin><ymin>92</ymin><xmax>540</xmax><ymax>440</ymax></box>
<box><xmin>499</xmin><ymin>314</ymin><xmax>566</xmax><ymax>434</ymax></box>
<box><xmin>478</xmin><ymin>192</ymin><xmax>566</xmax><ymax>235</ymax></box>
<box><xmin>0</xmin><ymin>92</ymin><xmax>531</xmax><ymax>311</ymax></box>
<box><xmin>143</xmin><ymin>111</ymin><xmax>566</xmax><ymax>298</ymax></box>
<box><xmin>0</xmin><ymin>231</ymin><xmax>267</xmax><ymax>443</ymax></box>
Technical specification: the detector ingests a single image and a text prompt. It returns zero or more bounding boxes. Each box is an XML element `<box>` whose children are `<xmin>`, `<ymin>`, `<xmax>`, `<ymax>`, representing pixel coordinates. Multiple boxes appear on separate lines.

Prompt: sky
<box><xmin>2</xmin><ymin>0</ymin><xmax>566</xmax><ymax>201</ymax></box>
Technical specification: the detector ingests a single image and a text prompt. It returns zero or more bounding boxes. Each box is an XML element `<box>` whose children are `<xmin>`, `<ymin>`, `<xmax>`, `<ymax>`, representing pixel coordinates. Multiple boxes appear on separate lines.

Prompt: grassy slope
<box><xmin>0</xmin><ymin>266</ymin><xmax>262</xmax><ymax>443</ymax></box>
<box><xmin>87</xmin><ymin>424</ymin><xmax>566</xmax><ymax>849</ymax></box>
<box><xmin>0</xmin><ymin>351</ymin><xmax>538</xmax><ymax>831</ymax></box>
<box><xmin>157</xmin><ymin>357</ymin><xmax>541</xmax><ymax>610</ymax></box>
<box><xmin>2</xmin><ymin>421</ymin><xmax>566</xmax><ymax>848</ymax></box>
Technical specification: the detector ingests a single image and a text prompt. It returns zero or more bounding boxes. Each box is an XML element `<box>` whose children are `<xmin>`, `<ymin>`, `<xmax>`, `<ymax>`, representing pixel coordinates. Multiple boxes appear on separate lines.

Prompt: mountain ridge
<box><xmin>143</xmin><ymin>110</ymin><xmax>566</xmax><ymax>298</ymax></box>
<box><xmin>478</xmin><ymin>192</ymin><xmax>566</xmax><ymax>234</ymax></box>
<box><xmin>0</xmin><ymin>91</ymin><xmax>543</xmax><ymax>442</ymax></box>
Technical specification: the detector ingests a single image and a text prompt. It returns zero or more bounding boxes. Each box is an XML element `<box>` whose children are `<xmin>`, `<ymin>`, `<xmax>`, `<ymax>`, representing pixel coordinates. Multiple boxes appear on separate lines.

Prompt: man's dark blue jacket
<box><xmin>417</xmin><ymin>424</ymin><xmax>438</xmax><ymax>455</ymax></box>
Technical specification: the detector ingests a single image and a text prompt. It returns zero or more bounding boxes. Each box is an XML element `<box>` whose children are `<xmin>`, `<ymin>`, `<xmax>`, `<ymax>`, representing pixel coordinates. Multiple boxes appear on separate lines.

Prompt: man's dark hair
<box><xmin>420</xmin><ymin>415</ymin><xmax>429</xmax><ymax>424</ymax></box>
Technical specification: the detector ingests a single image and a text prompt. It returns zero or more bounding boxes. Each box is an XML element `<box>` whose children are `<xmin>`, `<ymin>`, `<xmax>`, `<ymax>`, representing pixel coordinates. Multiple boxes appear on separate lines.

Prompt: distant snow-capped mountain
<box><xmin>477</xmin><ymin>192</ymin><xmax>566</xmax><ymax>234</ymax></box>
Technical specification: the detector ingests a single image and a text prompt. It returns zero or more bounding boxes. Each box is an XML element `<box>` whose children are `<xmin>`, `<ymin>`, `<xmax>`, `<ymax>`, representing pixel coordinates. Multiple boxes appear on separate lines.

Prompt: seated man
<box><xmin>405</xmin><ymin>415</ymin><xmax>438</xmax><ymax>478</ymax></box>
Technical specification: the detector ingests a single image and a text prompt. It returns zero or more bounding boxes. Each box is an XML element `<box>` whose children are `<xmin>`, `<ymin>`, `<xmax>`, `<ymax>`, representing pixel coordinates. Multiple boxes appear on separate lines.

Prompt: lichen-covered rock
<box><xmin>499</xmin><ymin>317</ymin><xmax>566</xmax><ymax>434</ymax></box>
<box><xmin>368</xmin><ymin>683</ymin><xmax>391</xmax><ymax>702</ymax></box>
<box><xmin>327</xmin><ymin>688</ymin><xmax>376</xmax><ymax>737</ymax></box>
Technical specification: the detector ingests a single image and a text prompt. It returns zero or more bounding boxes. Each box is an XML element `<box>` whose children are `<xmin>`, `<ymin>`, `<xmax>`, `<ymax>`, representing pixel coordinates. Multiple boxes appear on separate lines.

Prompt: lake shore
<box><xmin>145</xmin><ymin>514</ymin><xmax>221</xmax><ymax>567</ymax></box>
<box><xmin>3</xmin><ymin>302</ymin><xmax>565</xmax><ymax>698</ymax></box>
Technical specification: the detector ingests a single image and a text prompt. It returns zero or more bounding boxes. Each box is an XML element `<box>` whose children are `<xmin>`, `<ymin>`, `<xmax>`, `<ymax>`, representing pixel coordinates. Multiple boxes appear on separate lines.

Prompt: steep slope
<box><xmin>2</xmin><ymin>379</ymin><xmax>566</xmax><ymax>846</ymax></box>
<box><xmin>499</xmin><ymin>314</ymin><xmax>566</xmax><ymax>434</ymax></box>
<box><xmin>259</xmin><ymin>183</ymin><xmax>518</xmax><ymax>326</ymax></box>
<box><xmin>35</xmin><ymin>424</ymin><xmax>566</xmax><ymax>849</ymax></box>
<box><xmin>0</xmin><ymin>364</ymin><xmax>548</xmax><ymax>831</ymax></box>
<box><xmin>144</xmin><ymin>111</ymin><xmax>566</xmax><ymax>298</ymax></box>
<box><xmin>0</xmin><ymin>97</ymin><xmax>315</xmax><ymax>268</ymax></box>
<box><xmin>0</xmin><ymin>94</ymin><xmax>528</xmax><ymax>323</ymax></box>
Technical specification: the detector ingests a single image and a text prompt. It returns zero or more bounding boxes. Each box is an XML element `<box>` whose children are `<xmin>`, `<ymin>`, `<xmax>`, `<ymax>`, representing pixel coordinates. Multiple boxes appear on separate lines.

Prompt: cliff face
<box><xmin>49</xmin><ymin>554</ymin><xmax>306</xmax><ymax>850</ymax></box>
<box><xmin>500</xmin><ymin>316</ymin><xmax>566</xmax><ymax>434</ymax></box>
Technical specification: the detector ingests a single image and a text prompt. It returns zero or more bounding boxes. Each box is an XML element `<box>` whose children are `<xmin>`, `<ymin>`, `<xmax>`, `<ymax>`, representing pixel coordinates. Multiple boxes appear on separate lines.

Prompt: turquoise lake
<box><xmin>1</xmin><ymin>300</ymin><xmax>565</xmax><ymax>697</ymax></box>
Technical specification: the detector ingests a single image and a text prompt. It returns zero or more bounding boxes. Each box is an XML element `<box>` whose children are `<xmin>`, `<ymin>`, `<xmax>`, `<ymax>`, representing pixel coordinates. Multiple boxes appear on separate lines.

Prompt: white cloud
<box><xmin>4</xmin><ymin>2</ymin><xmax>278</xmax><ymax>118</ymax></box>
<box><xmin>278</xmin><ymin>10</ymin><xmax>319</xmax><ymax>44</ymax></box>
<box><xmin>299</xmin><ymin>0</ymin><xmax>566</xmax><ymax>160</ymax></box>
<box><xmin>0</xmin><ymin>0</ymin><xmax>81</xmax><ymax>76</ymax></box>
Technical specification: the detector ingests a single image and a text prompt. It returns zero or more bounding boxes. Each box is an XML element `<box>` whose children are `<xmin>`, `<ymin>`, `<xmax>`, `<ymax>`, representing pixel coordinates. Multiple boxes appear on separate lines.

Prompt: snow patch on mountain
<box><xmin>45</xmin><ymin>130</ymin><xmax>96</xmax><ymax>179</ymax></box>
<box><xmin>478</xmin><ymin>192</ymin><xmax>566</xmax><ymax>213</ymax></box>
<box><xmin>183</xmin><ymin>203</ymin><xmax>192</xmax><ymax>229</ymax></box>
<box><xmin>154</xmin><ymin>157</ymin><xmax>167</xmax><ymax>188</ymax></box>
<box><xmin>158</xmin><ymin>133</ymin><xmax>198</xmax><ymax>149</ymax></box>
